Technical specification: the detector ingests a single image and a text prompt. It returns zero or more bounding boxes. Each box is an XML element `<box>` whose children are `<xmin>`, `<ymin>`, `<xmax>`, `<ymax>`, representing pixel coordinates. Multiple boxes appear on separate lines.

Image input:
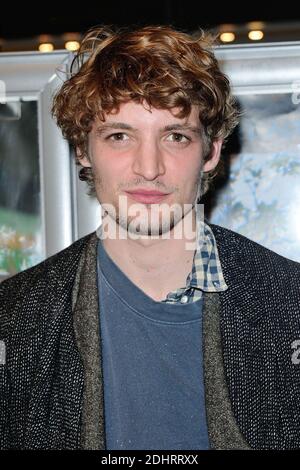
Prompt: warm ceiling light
<box><xmin>65</xmin><ymin>40</ymin><xmax>80</xmax><ymax>51</ymax></box>
<box><xmin>38</xmin><ymin>42</ymin><xmax>54</xmax><ymax>52</ymax></box>
<box><xmin>248</xmin><ymin>30</ymin><xmax>264</xmax><ymax>41</ymax></box>
<box><xmin>220</xmin><ymin>32</ymin><xmax>236</xmax><ymax>43</ymax></box>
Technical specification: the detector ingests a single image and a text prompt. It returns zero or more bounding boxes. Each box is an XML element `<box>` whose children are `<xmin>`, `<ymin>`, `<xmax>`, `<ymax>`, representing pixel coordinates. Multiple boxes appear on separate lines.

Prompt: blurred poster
<box><xmin>0</xmin><ymin>100</ymin><xmax>43</xmax><ymax>282</ymax></box>
<box><xmin>208</xmin><ymin>93</ymin><xmax>300</xmax><ymax>262</ymax></box>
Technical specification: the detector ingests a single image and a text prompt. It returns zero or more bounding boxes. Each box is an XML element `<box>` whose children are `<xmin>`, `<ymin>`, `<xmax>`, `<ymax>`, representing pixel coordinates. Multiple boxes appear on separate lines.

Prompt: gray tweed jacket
<box><xmin>1</xmin><ymin>223</ymin><xmax>300</xmax><ymax>450</ymax></box>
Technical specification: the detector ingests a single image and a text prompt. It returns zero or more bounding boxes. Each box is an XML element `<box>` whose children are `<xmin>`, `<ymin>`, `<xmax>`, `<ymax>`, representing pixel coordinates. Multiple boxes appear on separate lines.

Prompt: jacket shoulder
<box><xmin>209</xmin><ymin>222</ymin><xmax>300</xmax><ymax>273</ymax></box>
<box><xmin>1</xmin><ymin>231</ymin><xmax>95</xmax><ymax>291</ymax></box>
<box><xmin>208</xmin><ymin>222</ymin><xmax>300</xmax><ymax>314</ymax></box>
<box><xmin>0</xmin><ymin>231</ymin><xmax>97</xmax><ymax>336</ymax></box>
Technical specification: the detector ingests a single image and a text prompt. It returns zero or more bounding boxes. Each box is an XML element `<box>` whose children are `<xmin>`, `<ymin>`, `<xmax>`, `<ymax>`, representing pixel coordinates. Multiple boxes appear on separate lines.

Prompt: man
<box><xmin>1</xmin><ymin>24</ymin><xmax>300</xmax><ymax>451</ymax></box>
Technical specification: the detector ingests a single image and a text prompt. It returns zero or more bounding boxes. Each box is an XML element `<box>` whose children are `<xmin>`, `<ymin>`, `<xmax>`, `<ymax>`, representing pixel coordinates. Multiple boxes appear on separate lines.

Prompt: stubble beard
<box><xmin>94</xmin><ymin>171</ymin><xmax>204</xmax><ymax>240</ymax></box>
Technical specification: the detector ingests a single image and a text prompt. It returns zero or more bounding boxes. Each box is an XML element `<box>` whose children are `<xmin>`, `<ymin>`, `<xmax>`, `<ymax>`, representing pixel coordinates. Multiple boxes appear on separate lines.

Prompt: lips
<box><xmin>124</xmin><ymin>190</ymin><xmax>170</xmax><ymax>204</ymax></box>
<box><xmin>126</xmin><ymin>190</ymin><xmax>168</xmax><ymax>195</ymax></box>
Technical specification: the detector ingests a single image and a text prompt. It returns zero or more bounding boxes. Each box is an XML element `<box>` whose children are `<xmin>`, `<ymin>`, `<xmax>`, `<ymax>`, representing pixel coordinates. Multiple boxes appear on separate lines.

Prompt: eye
<box><xmin>106</xmin><ymin>132</ymin><xmax>129</xmax><ymax>141</ymax></box>
<box><xmin>166</xmin><ymin>133</ymin><xmax>191</xmax><ymax>143</ymax></box>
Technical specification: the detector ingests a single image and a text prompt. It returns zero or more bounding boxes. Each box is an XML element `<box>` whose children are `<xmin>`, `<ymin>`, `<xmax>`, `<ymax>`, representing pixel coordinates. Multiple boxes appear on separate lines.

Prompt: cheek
<box><xmin>180</xmin><ymin>163</ymin><xmax>201</xmax><ymax>184</ymax></box>
<box><xmin>92</xmin><ymin>164</ymin><xmax>121</xmax><ymax>196</ymax></box>
<box><xmin>180</xmin><ymin>168</ymin><xmax>202</xmax><ymax>197</ymax></box>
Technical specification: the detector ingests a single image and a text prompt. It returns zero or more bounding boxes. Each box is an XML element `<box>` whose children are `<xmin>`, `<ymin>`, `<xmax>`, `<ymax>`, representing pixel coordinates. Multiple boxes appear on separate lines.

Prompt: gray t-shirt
<box><xmin>97</xmin><ymin>238</ymin><xmax>210</xmax><ymax>450</ymax></box>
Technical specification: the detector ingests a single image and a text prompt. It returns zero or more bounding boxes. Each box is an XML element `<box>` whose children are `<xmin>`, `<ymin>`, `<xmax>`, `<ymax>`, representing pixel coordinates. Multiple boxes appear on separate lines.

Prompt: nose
<box><xmin>131</xmin><ymin>138</ymin><xmax>166</xmax><ymax>180</ymax></box>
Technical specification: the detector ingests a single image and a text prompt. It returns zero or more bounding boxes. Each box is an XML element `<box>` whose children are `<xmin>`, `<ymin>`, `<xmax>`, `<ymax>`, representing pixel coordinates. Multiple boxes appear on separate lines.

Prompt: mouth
<box><xmin>124</xmin><ymin>190</ymin><xmax>170</xmax><ymax>204</ymax></box>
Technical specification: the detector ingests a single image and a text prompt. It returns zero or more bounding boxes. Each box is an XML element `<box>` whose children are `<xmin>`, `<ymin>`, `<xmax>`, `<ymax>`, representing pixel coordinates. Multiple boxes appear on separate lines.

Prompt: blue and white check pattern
<box><xmin>162</xmin><ymin>217</ymin><xmax>228</xmax><ymax>304</ymax></box>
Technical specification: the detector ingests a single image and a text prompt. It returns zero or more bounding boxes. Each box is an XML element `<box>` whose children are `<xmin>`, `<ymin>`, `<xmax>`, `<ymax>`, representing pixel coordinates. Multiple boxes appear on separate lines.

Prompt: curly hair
<box><xmin>52</xmin><ymin>24</ymin><xmax>239</xmax><ymax>197</ymax></box>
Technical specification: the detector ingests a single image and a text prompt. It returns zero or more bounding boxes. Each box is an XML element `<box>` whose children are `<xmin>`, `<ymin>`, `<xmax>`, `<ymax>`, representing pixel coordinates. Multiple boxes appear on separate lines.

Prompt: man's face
<box><xmin>80</xmin><ymin>100</ymin><xmax>221</xmax><ymax>237</ymax></box>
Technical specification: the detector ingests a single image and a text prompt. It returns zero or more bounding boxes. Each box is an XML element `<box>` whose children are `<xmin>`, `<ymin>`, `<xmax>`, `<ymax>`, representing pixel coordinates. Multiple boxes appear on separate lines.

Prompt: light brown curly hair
<box><xmin>52</xmin><ymin>24</ymin><xmax>239</xmax><ymax>197</ymax></box>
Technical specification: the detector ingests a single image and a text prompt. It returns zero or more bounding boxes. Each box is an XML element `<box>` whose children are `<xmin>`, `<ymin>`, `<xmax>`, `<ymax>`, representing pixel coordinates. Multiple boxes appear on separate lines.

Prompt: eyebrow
<box><xmin>95</xmin><ymin>122</ymin><xmax>202</xmax><ymax>135</ymax></box>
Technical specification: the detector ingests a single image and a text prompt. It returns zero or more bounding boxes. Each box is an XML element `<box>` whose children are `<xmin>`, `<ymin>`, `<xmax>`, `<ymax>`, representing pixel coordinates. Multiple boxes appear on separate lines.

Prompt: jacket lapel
<box><xmin>202</xmin><ymin>291</ymin><xmax>251</xmax><ymax>449</ymax></box>
<box><xmin>72</xmin><ymin>232</ymin><xmax>106</xmax><ymax>450</ymax></box>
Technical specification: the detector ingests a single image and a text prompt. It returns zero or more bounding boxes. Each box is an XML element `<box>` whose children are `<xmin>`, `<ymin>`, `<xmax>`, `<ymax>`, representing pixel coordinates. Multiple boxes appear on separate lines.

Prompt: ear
<box><xmin>76</xmin><ymin>148</ymin><xmax>92</xmax><ymax>168</ymax></box>
<box><xmin>203</xmin><ymin>139</ymin><xmax>223</xmax><ymax>172</ymax></box>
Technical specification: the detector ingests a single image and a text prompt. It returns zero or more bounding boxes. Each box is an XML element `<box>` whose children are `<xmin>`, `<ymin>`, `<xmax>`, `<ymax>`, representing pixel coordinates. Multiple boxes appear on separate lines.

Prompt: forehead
<box><xmin>95</xmin><ymin>101</ymin><xmax>201</xmax><ymax>127</ymax></box>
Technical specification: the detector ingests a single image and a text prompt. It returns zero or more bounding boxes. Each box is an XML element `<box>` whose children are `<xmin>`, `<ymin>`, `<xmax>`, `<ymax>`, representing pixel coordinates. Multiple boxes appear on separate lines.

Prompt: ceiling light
<box><xmin>220</xmin><ymin>32</ymin><xmax>236</xmax><ymax>43</ymax></box>
<box><xmin>38</xmin><ymin>42</ymin><xmax>54</xmax><ymax>52</ymax></box>
<box><xmin>65</xmin><ymin>40</ymin><xmax>80</xmax><ymax>51</ymax></box>
<box><xmin>248</xmin><ymin>30</ymin><xmax>264</xmax><ymax>41</ymax></box>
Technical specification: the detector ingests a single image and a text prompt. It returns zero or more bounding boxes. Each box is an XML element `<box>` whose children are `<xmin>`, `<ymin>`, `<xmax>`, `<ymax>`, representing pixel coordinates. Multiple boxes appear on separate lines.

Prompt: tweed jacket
<box><xmin>1</xmin><ymin>223</ymin><xmax>300</xmax><ymax>450</ymax></box>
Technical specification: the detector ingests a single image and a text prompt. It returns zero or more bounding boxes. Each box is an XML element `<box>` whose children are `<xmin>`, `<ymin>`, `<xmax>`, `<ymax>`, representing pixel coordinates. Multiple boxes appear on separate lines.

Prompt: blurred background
<box><xmin>1</xmin><ymin>1</ymin><xmax>300</xmax><ymax>52</ymax></box>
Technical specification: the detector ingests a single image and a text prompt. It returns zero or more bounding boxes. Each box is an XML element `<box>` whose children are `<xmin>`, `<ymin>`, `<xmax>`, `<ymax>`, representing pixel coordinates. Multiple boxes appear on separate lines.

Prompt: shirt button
<box><xmin>213</xmin><ymin>281</ymin><xmax>220</xmax><ymax>287</ymax></box>
<box><xmin>181</xmin><ymin>295</ymin><xmax>189</xmax><ymax>304</ymax></box>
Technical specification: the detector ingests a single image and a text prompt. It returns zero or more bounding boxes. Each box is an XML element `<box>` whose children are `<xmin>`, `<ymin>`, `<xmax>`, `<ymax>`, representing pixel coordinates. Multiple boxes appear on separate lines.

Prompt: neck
<box><xmin>100</xmin><ymin>208</ymin><xmax>198</xmax><ymax>299</ymax></box>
